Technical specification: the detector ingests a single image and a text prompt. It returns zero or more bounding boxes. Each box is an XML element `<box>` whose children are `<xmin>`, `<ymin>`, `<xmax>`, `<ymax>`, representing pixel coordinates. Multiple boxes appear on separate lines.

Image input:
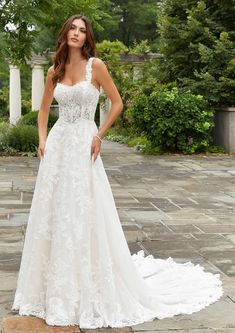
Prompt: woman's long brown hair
<box><xmin>52</xmin><ymin>14</ymin><xmax>97</xmax><ymax>87</ymax></box>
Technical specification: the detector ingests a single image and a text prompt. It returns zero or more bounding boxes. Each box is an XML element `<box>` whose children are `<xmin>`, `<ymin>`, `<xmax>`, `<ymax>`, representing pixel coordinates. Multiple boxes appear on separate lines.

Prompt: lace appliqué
<box><xmin>54</xmin><ymin>57</ymin><xmax>100</xmax><ymax>123</ymax></box>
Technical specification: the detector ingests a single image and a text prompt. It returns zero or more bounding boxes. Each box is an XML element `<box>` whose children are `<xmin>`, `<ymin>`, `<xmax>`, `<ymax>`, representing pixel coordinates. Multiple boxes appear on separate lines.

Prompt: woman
<box><xmin>11</xmin><ymin>14</ymin><xmax>223</xmax><ymax>329</ymax></box>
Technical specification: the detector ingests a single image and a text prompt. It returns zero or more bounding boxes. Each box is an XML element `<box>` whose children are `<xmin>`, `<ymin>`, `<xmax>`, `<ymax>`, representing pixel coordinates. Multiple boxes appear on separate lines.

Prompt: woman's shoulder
<box><xmin>91</xmin><ymin>57</ymin><xmax>107</xmax><ymax>70</ymax></box>
<box><xmin>92</xmin><ymin>57</ymin><xmax>105</xmax><ymax>67</ymax></box>
<box><xmin>47</xmin><ymin>65</ymin><xmax>55</xmax><ymax>75</ymax></box>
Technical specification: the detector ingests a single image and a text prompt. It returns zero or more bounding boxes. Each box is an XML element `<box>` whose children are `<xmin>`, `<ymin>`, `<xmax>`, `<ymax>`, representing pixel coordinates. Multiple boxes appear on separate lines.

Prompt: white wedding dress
<box><xmin>11</xmin><ymin>57</ymin><xmax>223</xmax><ymax>329</ymax></box>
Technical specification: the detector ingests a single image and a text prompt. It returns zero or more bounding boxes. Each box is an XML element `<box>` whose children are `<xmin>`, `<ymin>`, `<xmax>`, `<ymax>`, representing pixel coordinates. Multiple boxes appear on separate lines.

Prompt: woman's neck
<box><xmin>67</xmin><ymin>48</ymin><xmax>86</xmax><ymax>65</ymax></box>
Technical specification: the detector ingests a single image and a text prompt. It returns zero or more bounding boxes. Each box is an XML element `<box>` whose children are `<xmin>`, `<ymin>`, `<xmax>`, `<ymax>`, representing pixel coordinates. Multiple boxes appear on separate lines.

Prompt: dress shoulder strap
<box><xmin>85</xmin><ymin>57</ymin><xmax>95</xmax><ymax>83</ymax></box>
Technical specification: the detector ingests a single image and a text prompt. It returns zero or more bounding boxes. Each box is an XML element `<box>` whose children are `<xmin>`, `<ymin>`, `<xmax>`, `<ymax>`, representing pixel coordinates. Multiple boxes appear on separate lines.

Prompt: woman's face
<box><xmin>67</xmin><ymin>18</ymin><xmax>87</xmax><ymax>49</ymax></box>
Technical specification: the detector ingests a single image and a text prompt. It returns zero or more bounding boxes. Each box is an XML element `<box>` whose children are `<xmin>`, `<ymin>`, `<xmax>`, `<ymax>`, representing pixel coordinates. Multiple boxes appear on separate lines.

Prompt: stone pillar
<box><xmin>99</xmin><ymin>87</ymin><xmax>110</xmax><ymax>128</ymax></box>
<box><xmin>9</xmin><ymin>64</ymin><xmax>21</xmax><ymax>124</ymax></box>
<box><xmin>214</xmin><ymin>107</ymin><xmax>235</xmax><ymax>153</ymax></box>
<box><xmin>31</xmin><ymin>64</ymin><xmax>45</xmax><ymax>111</ymax></box>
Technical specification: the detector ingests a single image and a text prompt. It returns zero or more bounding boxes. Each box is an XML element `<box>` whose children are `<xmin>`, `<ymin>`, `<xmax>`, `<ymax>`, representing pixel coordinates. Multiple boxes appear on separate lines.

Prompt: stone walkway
<box><xmin>0</xmin><ymin>140</ymin><xmax>235</xmax><ymax>332</ymax></box>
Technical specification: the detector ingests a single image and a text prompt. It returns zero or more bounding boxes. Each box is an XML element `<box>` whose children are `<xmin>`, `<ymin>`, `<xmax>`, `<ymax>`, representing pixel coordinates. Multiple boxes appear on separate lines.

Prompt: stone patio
<box><xmin>0</xmin><ymin>140</ymin><xmax>235</xmax><ymax>332</ymax></box>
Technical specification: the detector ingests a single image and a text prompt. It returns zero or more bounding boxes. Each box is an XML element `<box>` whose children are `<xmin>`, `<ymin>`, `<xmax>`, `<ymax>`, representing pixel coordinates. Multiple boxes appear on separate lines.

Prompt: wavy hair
<box><xmin>52</xmin><ymin>14</ymin><xmax>97</xmax><ymax>87</ymax></box>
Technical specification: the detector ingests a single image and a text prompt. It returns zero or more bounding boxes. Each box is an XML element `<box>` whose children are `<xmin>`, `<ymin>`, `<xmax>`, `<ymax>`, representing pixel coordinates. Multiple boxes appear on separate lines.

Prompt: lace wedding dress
<box><xmin>11</xmin><ymin>57</ymin><xmax>223</xmax><ymax>329</ymax></box>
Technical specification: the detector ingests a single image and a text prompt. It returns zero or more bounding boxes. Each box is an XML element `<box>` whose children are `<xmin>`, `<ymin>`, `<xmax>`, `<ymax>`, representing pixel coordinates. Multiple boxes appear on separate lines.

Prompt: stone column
<box><xmin>9</xmin><ymin>64</ymin><xmax>21</xmax><ymax>124</ymax></box>
<box><xmin>99</xmin><ymin>87</ymin><xmax>110</xmax><ymax>129</ymax></box>
<box><xmin>214</xmin><ymin>107</ymin><xmax>235</xmax><ymax>153</ymax></box>
<box><xmin>31</xmin><ymin>64</ymin><xmax>45</xmax><ymax>111</ymax></box>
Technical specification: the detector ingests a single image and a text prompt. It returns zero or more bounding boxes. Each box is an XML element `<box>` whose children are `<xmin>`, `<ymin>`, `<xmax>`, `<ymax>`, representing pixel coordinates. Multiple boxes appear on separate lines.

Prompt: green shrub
<box><xmin>0</xmin><ymin>116</ymin><xmax>8</xmax><ymax>123</ymax></box>
<box><xmin>7</xmin><ymin>124</ymin><xmax>39</xmax><ymax>152</ymax></box>
<box><xmin>105</xmin><ymin>127</ymin><xmax>156</xmax><ymax>153</ymax></box>
<box><xmin>0</xmin><ymin>87</ymin><xmax>9</xmax><ymax>118</ymax></box>
<box><xmin>128</xmin><ymin>86</ymin><xmax>214</xmax><ymax>154</ymax></box>
<box><xmin>18</xmin><ymin>110</ymin><xmax>58</xmax><ymax>128</ymax></box>
<box><xmin>0</xmin><ymin>122</ymin><xmax>11</xmax><ymax>152</ymax></box>
<box><xmin>21</xmin><ymin>99</ymin><xmax>32</xmax><ymax>115</ymax></box>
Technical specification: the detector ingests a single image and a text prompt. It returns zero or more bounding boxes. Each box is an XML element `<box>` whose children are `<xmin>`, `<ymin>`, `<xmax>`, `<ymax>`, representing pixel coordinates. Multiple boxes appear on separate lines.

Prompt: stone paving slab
<box><xmin>1</xmin><ymin>316</ymin><xmax>81</xmax><ymax>333</ymax></box>
<box><xmin>1</xmin><ymin>316</ymin><xmax>133</xmax><ymax>333</ymax></box>
<box><xmin>0</xmin><ymin>141</ymin><xmax>235</xmax><ymax>332</ymax></box>
<box><xmin>132</xmin><ymin>298</ymin><xmax>234</xmax><ymax>332</ymax></box>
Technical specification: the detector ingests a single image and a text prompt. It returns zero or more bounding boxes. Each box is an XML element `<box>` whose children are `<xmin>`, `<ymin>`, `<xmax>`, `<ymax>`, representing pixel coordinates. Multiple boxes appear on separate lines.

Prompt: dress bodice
<box><xmin>53</xmin><ymin>57</ymin><xmax>100</xmax><ymax>123</ymax></box>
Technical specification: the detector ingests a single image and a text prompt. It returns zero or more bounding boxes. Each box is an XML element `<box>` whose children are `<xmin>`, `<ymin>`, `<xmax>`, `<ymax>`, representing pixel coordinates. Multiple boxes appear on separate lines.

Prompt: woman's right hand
<box><xmin>38</xmin><ymin>140</ymin><xmax>46</xmax><ymax>160</ymax></box>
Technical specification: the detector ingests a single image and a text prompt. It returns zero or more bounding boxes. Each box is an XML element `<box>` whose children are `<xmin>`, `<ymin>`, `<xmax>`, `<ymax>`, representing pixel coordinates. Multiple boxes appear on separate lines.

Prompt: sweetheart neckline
<box><xmin>57</xmin><ymin>81</ymin><xmax>100</xmax><ymax>94</ymax></box>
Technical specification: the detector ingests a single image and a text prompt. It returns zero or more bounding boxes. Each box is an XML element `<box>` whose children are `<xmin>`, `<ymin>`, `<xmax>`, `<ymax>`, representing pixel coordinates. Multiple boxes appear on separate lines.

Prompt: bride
<box><xmin>11</xmin><ymin>14</ymin><xmax>223</xmax><ymax>329</ymax></box>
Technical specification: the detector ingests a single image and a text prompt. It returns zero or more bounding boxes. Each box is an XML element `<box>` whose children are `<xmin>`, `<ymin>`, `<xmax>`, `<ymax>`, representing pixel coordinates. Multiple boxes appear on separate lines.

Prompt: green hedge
<box><xmin>7</xmin><ymin>125</ymin><xmax>39</xmax><ymax>152</ymax></box>
<box><xmin>0</xmin><ymin>122</ymin><xmax>11</xmax><ymax>152</ymax></box>
<box><xmin>0</xmin><ymin>87</ymin><xmax>9</xmax><ymax>119</ymax></box>
<box><xmin>128</xmin><ymin>86</ymin><xmax>214</xmax><ymax>154</ymax></box>
<box><xmin>17</xmin><ymin>110</ymin><xmax>58</xmax><ymax>128</ymax></box>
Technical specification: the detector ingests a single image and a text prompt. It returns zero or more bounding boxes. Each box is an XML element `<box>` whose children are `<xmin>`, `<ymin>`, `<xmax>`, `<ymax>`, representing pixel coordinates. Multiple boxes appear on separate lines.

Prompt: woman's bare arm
<box><xmin>37</xmin><ymin>66</ymin><xmax>55</xmax><ymax>144</ymax></box>
<box><xmin>93</xmin><ymin>58</ymin><xmax>123</xmax><ymax>140</ymax></box>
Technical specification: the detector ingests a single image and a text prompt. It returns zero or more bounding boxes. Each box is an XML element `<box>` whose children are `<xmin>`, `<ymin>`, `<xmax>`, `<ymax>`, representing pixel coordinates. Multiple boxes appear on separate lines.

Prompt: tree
<box><xmin>98</xmin><ymin>0</ymin><xmax>161</xmax><ymax>47</ymax></box>
<box><xmin>0</xmin><ymin>0</ymin><xmax>43</xmax><ymax>66</ymax></box>
<box><xmin>0</xmin><ymin>0</ymin><xmax>111</xmax><ymax>66</ymax></box>
<box><xmin>157</xmin><ymin>0</ymin><xmax>235</xmax><ymax>107</ymax></box>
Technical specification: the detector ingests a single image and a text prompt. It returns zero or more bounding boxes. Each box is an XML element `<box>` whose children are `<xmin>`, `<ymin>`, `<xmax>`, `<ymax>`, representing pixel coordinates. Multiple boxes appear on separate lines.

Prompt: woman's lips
<box><xmin>71</xmin><ymin>38</ymin><xmax>78</xmax><ymax>42</ymax></box>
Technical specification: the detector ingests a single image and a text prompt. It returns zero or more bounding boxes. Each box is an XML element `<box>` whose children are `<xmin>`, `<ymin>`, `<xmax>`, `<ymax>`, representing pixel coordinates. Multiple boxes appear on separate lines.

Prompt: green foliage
<box><xmin>17</xmin><ymin>111</ymin><xmax>58</xmax><ymax>129</ymax></box>
<box><xmin>0</xmin><ymin>0</ymin><xmax>40</xmax><ymax>65</ymax></box>
<box><xmin>36</xmin><ymin>0</ymin><xmax>111</xmax><ymax>41</ymax></box>
<box><xmin>0</xmin><ymin>87</ymin><xmax>9</xmax><ymax>119</ymax></box>
<box><xmin>126</xmin><ymin>134</ymin><xmax>150</xmax><ymax>152</ymax></box>
<box><xmin>0</xmin><ymin>0</ymin><xmax>111</xmax><ymax>66</ymax></box>
<box><xmin>105</xmin><ymin>124</ymin><xmax>226</xmax><ymax>155</ymax></box>
<box><xmin>1</xmin><ymin>0</ymin><xmax>162</xmax><ymax>64</ymax></box>
<box><xmin>129</xmin><ymin>40</ymin><xmax>152</xmax><ymax>54</ymax></box>
<box><xmin>21</xmin><ymin>100</ymin><xmax>32</xmax><ymax>115</ymax></box>
<box><xmin>0</xmin><ymin>122</ymin><xmax>12</xmax><ymax>152</ymax></box>
<box><xmin>101</xmin><ymin>0</ymin><xmax>160</xmax><ymax>47</ymax></box>
<box><xmin>0</xmin><ymin>53</ymin><xmax>9</xmax><ymax>86</ymax></box>
<box><xmin>0</xmin><ymin>121</ymin><xmax>38</xmax><ymax>153</ymax></box>
<box><xmin>0</xmin><ymin>79</ymin><xmax>31</xmax><ymax>119</ymax></box>
<box><xmin>105</xmin><ymin>132</ymin><xmax>130</xmax><ymax>145</ymax></box>
<box><xmin>97</xmin><ymin>40</ymin><xmax>133</xmax><ymax>128</ymax></box>
<box><xmin>97</xmin><ymin>40</ymin><xmax>128</xmax><ymax>68</ymax></box>
<box><xmin>206</xmin><ymin>145</ymin><xmax>226</xmax><ymax>154</ymax></box>
<box><xmin>183</xmin><ymin>31</ymin><xmax>235</xmax><ymax>106</ymax></box>
<box><xmin>7</xmin><ymin>124</ymin><xmax>39</xmax><ymax>153</ymax></box>
<box><xmin>97</xmin><ymin>40</ymin><xmax>165</xmax><ymax>132</ymax></box>
<box><xmin>0</xmin><ymin>113</ymin><xmax>59</xmax><ymax>154</ymax></box>
<box><xmin>158</xmin><ymin>0</ymin><xmax>235</xmax><ymax>107</ymax></box>
<box><xmin>105</xmin><ymin>127</ymin><xmax>151</xmax><ymax>152</ymax></box>
<box><xmin>96</xmin><ymin>39</ymin><xmax>128</xmax><ymax>92</ymax></box>
<box><xmin>128</xmin><ymin>86</ymin><xmax>214</xmax><ymax>154</ymax></box>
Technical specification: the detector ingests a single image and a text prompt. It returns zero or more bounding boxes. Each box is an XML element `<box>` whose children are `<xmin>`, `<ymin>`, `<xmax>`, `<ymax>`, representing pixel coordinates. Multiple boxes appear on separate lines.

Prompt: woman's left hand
<box><xmin>91</xmin><ymin>136</ymin><xmax>101</xmax><ymax>162</ymax></box>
